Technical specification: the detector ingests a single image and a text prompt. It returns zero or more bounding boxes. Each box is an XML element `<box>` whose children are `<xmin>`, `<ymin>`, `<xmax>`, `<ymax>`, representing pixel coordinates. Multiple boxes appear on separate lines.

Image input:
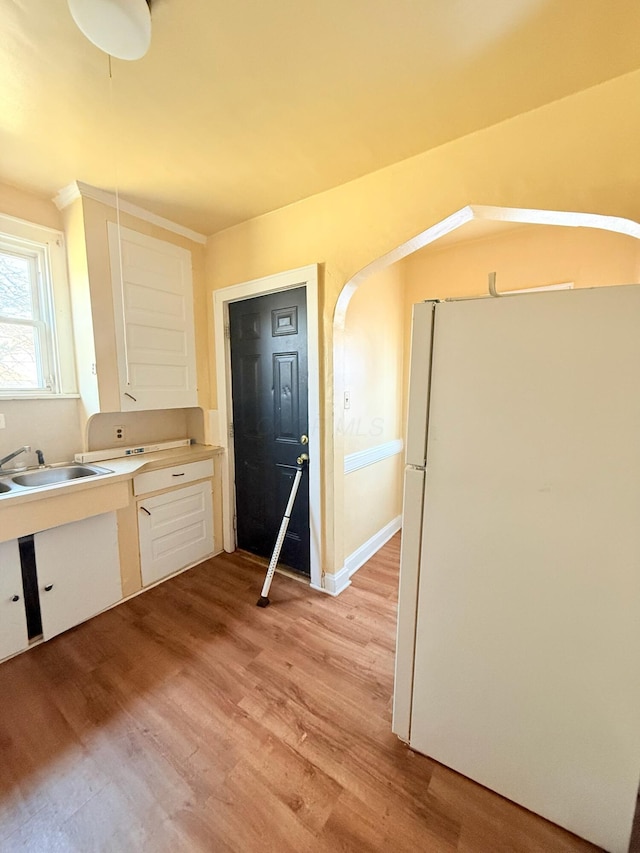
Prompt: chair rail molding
<box><xmin>344</xmin><ymin>439</ymin><xmax>404</xmax><ymax>474</ymax></box>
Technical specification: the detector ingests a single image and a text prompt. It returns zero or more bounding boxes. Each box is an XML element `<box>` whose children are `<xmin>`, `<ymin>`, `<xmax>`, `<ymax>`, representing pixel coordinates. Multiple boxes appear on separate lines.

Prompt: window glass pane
<box><xmin>0</xmin><ymin>250</ymin><xmax>34</xmax><ymax>320</ymax></box>
<box><xmin>0</xmin><ymin>323</ymin><xmax>40</xmax><ymax>389</ymax></box>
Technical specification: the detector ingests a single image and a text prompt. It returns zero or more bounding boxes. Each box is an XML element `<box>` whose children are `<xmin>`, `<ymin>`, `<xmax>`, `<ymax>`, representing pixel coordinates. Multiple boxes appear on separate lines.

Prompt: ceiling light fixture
<box><xmin>67</xmin><ymin>0</ymin><xmax>152</xmax><ymax>61</ymax></box>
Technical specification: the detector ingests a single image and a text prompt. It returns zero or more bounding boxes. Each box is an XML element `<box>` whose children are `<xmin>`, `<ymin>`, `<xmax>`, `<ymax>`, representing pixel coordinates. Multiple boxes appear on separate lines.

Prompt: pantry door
<box><xmin>228</xmin><ymin>287</ymin><xmax>310</xmax><ymax>575</ymax></box>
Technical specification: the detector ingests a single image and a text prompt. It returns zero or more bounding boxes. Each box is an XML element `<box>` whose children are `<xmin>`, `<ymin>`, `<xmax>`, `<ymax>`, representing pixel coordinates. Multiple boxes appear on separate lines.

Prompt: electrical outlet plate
<box><xmin>113</xmin><ymin>425</ymin><xmax>126</xmax><ymax>442</ymax></box>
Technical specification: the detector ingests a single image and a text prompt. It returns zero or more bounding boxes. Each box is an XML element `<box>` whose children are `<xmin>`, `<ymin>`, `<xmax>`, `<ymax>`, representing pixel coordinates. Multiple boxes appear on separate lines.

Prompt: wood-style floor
<box><xmin>0</xmin><ymin>535</ymin><xmax>609</xmax><ymax>851</ymax></box>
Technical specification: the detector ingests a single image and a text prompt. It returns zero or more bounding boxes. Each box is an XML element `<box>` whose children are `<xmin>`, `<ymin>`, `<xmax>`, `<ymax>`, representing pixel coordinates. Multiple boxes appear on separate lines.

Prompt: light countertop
<box><xmin>0</xmin><ymin>444</ymin><xmax>224</xmax><ymax>511</ymax></box>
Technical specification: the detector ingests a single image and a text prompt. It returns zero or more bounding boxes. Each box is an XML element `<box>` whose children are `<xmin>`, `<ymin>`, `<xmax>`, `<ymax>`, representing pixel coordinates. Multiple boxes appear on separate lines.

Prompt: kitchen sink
<box><xmin>9</xmin><ymin>464</ymin><xmax>113</xmax><ymax>488</ymax></box>
<box><xmin>0</xmin><ymin>482</ymin><xmax>11</xmax><ymax>493</ymax></box>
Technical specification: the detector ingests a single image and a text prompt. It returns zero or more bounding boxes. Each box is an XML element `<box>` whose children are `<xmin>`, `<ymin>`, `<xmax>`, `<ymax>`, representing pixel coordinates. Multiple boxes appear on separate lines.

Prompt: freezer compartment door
<box><xmin>405</xmin><ymin>302</ymin><xmax>435</xmax><ymax>468</ymax></box>
<box><xmin>392</xmin><ymin>465</ymin><xmax>425</xmax><ymax>742</ymax></box>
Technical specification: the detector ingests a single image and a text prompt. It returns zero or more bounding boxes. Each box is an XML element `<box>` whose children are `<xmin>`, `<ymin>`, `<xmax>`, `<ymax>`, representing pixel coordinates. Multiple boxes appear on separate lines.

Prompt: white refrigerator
<box><xmin>393</xmin><ymin>286</ymin><xmax>640</xmax><ymax>853</ymax></box>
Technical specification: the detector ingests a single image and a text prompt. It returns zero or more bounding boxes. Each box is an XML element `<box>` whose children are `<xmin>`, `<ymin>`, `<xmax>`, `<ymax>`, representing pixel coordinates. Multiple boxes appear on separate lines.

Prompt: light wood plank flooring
<box><xmin>0</xmin><ymin>535</ymin><xmax>609</xmax><ymax>851</ymax></box>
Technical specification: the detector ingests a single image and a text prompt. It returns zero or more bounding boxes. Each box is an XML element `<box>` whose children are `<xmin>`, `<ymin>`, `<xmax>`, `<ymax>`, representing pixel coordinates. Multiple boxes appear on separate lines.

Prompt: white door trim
<box><xmin>213</xmin><ymin>264</ymin><xmax>321</xmax><ymax>589</ymax></box>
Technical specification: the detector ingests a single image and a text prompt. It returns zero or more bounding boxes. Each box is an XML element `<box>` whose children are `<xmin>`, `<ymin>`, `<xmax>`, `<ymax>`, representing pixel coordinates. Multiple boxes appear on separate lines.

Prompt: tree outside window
<box><xmin>0</xmin><ymin>237</ymin><xmax>57</xmax><ymax>392</ymax></box>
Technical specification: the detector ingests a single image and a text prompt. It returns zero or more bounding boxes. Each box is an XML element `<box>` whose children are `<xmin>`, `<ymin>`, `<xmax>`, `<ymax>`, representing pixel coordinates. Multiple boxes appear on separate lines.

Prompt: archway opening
<box><xmin>332</xmin><ymin>205</ymin><xmax>640</xmax><ymax>592</ymax></box>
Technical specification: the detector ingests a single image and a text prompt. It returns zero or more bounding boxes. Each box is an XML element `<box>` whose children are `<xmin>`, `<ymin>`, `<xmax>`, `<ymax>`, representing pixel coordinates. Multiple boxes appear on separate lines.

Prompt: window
<box><xmin>0</xmin><ymin>235</ymin><xmax>57</xmax><ymax>391</ymax></box>
<box><xmin>0</xmin><ymin>214</ymin><xmax>76</xmax><ymax>397</ymax></box>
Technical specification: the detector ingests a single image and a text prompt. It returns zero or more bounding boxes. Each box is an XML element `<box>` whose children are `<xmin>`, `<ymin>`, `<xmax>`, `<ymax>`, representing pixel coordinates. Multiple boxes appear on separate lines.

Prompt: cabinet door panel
<box><xmin>108</xmin><ymin>223</ymin><xmax>197</xmax><ymax>411</ymax></box>
<box><xmin>35</xmin><ymin>513</ymin><xmax>122</xmax><ymax>641</ymax></box>
<box><xmin>138</xmin><ymin>481</ymin><xmax>213</xmax><ymax>586</ymax></box>
<box><xmin>0</xmin><ymin>540</ymin><xmax>29</xmax><ymax>661</ymax></box>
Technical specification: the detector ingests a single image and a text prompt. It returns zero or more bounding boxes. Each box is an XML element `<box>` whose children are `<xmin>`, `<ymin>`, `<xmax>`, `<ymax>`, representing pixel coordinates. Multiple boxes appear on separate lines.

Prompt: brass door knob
<box><xmin>297</xmin><ymin>453</ymin><xmax>309</xmax><ymax>465</ymax></box>
<box><xmin>300</xmin><ymin>434</ymin><xmax>309</xmax><ymax>445</ymax></box>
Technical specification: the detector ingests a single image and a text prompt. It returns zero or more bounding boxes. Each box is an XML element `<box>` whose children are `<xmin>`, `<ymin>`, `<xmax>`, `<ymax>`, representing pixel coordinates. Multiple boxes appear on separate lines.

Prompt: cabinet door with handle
<box><xmin>138</xmin><ymin>481</ymin><xmax>213</xmax><ymax>586</ymax></box>
<box><xmin>0</xmin><ymin>539</ymin><xmax>29</xmax><ymax>661</ymax></box>
<box><xmin>35</xmin><ymin>513</ymin><xmax>122</xmax><ymax>641</ymax></box>
<box><xmin>108</xmin><ymin>223</ymin><xmax>198</xmax><ymax>411</ymax></box>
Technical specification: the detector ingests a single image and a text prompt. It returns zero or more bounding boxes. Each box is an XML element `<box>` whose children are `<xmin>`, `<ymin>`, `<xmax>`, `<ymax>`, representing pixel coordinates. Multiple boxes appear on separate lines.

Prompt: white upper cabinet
<box><xmin>108</xmin><ymin>223</ymin><xmax>198</xmax><ymax>411</ymax></box>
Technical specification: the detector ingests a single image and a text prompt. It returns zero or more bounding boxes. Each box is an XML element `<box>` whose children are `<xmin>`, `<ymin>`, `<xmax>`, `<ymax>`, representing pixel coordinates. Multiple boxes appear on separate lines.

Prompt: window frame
<box><xmin>0</xmin><ymin>213</ymin><xmax>77</xmax><ymax>399</ymax></box>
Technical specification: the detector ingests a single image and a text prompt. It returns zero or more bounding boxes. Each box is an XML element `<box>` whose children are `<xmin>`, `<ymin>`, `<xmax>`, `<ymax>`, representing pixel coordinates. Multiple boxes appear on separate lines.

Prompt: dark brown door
<box><xmin>229</xmin><ymin>287</ymin><xmax>310</xmax><ymax>575</ymax></box>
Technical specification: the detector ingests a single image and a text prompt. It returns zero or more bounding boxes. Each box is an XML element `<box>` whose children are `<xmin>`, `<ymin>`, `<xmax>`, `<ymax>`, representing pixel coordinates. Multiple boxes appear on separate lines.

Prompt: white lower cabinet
<box><xmin>138</xmin><ymin>480</ymin><xmax>213</xmax><ymax>586</ymax></box>
<box><xmin>0</xmin><ymin>539</ymin><xmax>29</xmax><ymax>660</ymax></box>
<box><xmin>34</xmin><ymin>512</ymin><xmax>122</xmax><ymax>641</ymax></box>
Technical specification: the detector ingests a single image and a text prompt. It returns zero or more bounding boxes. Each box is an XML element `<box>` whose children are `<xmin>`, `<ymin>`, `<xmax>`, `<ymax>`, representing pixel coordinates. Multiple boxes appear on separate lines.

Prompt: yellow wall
<box><xmin>0</xmin><ymin>398</ymin><xmax>82</xmax><ymax>467</ymax></box>
<box><xmin>86</xmin><ymin>409</ymin><xmax>202</xmax><ymax>451</ymax></box>
<box><xmin>343</xmin><ymin>264</ymin><xmax>405</xmax><ymax>556</ymax></box>
<box><xmin>205</xmin><ymin>68</ymin><xmax>640</xmax><ymax>576</ymax></box>
<box><xmin>343</xmin><ymin>265</ymin><xmax>405</xmax><ymax>455</ymax></box>
<box><xmin>344</xmin><ymin>457</ymin><xmax>404</xmax><ymax>559</ymax></box>
<box><xmin>0</xmin><ymin>182</ymin><xmax>63</xmax><ymax>231</ymax></box>
<box><xmin>402</xmin><ymin>225</ymin><xmax>640</xmax><ymax>430</ymax></box>
<box><xmin>404</xmin><ymin>225</ymin><xmax>640</xmax><ymax>303</ymax></box>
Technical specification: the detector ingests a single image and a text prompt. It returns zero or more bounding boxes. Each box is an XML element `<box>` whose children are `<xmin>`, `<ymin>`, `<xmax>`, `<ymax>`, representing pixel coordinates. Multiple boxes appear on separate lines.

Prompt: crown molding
<box><xmin>53</xmin><ymin>181</ymin><xmax>207</xmax><ymax>245</ymax></box>
<box><xmin>53</xmin><ymin>182</ymin><xmax>82</xmax><ymax>211</ymax></box>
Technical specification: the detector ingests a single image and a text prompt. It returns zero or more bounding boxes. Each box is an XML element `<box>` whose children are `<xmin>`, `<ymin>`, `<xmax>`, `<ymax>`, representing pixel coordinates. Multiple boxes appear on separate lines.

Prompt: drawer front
<box><xmin>133</xmin><ymin>458</ymin><xmax>213</xmax><ymax>496</ymax></box>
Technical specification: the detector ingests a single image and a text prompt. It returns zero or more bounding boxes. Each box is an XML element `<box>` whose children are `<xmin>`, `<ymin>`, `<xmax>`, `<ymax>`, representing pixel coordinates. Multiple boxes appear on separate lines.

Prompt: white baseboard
<box><xmin>310</xmin><ymin>564</ymin><xmax>352</xmax><ymax>597</ymax></box>
<box><xmin>310</xmin><ymin>515</ymin><xmax>403</xmax><ymax>598</ymax></box>
<box><xmin>345</xmin><ymin>515</ymin><xmax>402</xmax><ymax>577</ymax></box>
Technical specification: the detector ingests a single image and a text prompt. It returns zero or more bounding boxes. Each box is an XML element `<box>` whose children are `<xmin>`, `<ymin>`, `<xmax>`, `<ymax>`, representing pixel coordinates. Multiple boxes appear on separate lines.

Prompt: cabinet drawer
<box><xmin>133</xmin><ymin>459</ymin><xmax>213</xmax><ymax>496</ymax></box>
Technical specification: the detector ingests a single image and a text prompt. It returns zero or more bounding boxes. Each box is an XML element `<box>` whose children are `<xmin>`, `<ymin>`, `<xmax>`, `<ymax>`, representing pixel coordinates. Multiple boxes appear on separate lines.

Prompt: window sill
<box><xmin>0</xmin><ymin>393</ymin><xmax>80</xmax><ymax>401</ymax></box>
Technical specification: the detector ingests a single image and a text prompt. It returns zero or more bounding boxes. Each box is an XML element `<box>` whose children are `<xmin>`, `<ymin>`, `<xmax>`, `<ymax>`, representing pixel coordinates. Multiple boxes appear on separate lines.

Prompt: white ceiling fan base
<box><xmin>67</xmin><ymin>0</ymin><xmax>151</xmax><ymax>61</ymax></box>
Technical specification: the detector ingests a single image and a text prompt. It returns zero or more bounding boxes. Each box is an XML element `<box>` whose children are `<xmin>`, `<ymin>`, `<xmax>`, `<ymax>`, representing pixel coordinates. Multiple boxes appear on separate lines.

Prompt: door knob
<box><xmin>297</xmin><ymin>453</ymin><xmax>309</xmax><ymax>465</ymax></box>
<box><xmin>300</xmin><ymin>434</ymin><xmax>308</xmax><ymax>445</ymax></box>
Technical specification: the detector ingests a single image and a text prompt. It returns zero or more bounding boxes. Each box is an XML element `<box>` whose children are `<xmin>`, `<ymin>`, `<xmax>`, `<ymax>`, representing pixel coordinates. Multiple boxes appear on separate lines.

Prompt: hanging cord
<box><xmin>108</xmin><ymin>54</ymin><xmax>131</xmax><ymax>387</ymax></box>
<box><xmin>488</xmin><ymin>271</ymin><xmax>501</xmax><ymax>298</ymax></box>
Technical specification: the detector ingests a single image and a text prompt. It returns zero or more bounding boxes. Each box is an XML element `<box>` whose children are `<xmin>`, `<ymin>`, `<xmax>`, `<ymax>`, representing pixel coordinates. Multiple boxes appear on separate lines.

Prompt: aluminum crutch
<box><xmin>256</xmin><ymin>454</ymin><xmax>308</xmax><ymax>607</ymax></box>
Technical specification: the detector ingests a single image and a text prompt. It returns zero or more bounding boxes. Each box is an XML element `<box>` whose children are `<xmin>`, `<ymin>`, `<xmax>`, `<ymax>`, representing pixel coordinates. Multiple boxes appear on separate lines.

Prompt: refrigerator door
<box><xmin>392</xmin><ymin>464</ymin><xmax>425</xmax><ymax>741</ymax></box>
<box><xmin>405</xmin><ymin>301</ymin><xmax>435</xmax><ymax>468</ymax></box>
<box><xmin>393</xmin><ymin>300</ymin><xmax>436</xmax><ymax>741</ymax></box>
<box><xmin>409</xmin><ymin>285</ymin><xmax>640</xmax><ymax>853</ymax></box>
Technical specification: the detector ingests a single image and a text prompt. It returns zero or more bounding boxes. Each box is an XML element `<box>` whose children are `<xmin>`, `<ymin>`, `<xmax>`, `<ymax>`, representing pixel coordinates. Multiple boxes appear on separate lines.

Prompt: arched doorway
<box><xmin>329</xmin><ymin>204</ymin><xmax>640</xmax><ymax>594</ymax></box>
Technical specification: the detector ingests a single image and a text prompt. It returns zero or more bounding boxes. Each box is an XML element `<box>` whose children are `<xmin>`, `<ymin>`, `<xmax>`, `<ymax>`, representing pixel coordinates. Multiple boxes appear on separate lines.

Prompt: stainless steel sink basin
<box><xmin>0</xmin><ymin>482</ymin><xmax>12</xmax><ymax>493</ymax></box>
<box><xmin>10</xmin><ymin>464</ymin><xmax>112</xmax><ymax>488</ymax></box>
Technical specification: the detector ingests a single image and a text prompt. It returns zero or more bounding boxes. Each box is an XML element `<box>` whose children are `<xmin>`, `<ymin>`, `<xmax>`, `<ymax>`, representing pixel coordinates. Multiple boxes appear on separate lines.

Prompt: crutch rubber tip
<box><xmin>256</xmin><ymin>596</ymin><xmax>270</xmax><ymax>608</ymax></box>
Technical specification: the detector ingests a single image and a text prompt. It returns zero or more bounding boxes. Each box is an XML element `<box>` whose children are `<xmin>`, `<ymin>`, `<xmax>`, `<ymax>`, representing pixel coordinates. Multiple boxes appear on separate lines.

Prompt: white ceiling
<box><xmin>2</xmin><ymin>0</ymin><xmax>640</xmax><ymax>235</ymax></box>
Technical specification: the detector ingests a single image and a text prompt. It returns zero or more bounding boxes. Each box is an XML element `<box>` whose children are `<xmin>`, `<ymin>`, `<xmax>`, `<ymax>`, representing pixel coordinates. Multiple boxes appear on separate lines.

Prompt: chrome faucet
<box><xmin>0</xmin><ymin>445</ymin><xmax>31</xmax><ymax>471</ymax></box>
